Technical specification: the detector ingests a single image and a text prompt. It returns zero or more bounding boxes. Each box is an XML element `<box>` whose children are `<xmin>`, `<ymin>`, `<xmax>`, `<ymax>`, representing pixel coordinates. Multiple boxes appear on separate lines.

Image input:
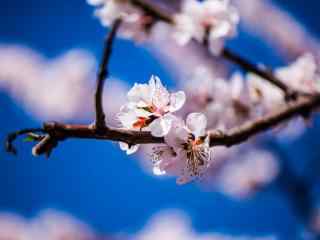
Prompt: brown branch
<box><xmin>6</xmin><ymin>95</ymin><xmax>320</xmax><ymax>156</ymax></box>
<box><xmin>95</xmin><ymin>18</ymin><xmax>122</xmax><ymax>130</ymax></box>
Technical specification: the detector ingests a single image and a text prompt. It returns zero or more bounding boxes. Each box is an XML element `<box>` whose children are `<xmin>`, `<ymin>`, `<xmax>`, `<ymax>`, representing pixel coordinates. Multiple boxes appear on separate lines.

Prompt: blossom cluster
<box><xmin>174</xmin><ymin>0</ymin><xmax>239</xmax><ymax>55</ymax></box>
<box><xmin>182</xmin><ymin>53</ymin><xmax>320</xmax><ymax>131</ymax></box>
<box><xmin>87</xmin><ymin>0</ymin><xmax>240</xmax><ymax>55</ymax></box>
<box><xmin>87</xmin><ymin>0</ymin><xmax>154</xmax><ymax>41</ymax></box>
<box><xmin>119</xmin><ymin>51</ymin><xmax>320</xmax><ymax>187</ymax></box>
<box><xmin>117</xmin><ymin>75</ymin><xmax>213</xmax><ymax>184</ymax></box>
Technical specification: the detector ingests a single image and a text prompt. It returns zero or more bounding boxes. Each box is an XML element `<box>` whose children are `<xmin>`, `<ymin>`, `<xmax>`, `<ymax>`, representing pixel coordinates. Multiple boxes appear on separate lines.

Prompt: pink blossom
<box><xmin>173</xmin><ymin>0</ymin><xmax>239</xmax><ymax>55</ymax></box>
<box><xmin>152</xmin><ymin>113</ymin><xmax>212</xmax><ymax>184</ymax></box>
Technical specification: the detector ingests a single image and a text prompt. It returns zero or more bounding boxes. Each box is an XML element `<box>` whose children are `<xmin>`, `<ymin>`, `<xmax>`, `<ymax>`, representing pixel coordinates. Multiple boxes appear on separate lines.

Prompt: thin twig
<box><xmin>5</xmin><ymin>128</ymin><xmax>45</xmax><ymax>155</ymax></box>
<box><xmin>95</xmin><ymin>18</ymin><xmax>122</xmax><ymax>130</ymax></box>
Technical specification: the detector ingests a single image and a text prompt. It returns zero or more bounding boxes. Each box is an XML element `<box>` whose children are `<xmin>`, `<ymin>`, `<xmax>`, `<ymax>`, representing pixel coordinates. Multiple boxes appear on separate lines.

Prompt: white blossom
<box><xmin>247</xmin><ymin>72</ymin><xmax>285</xmax><ymax>114</ymax></box>
<box><xmin>182</xmin><ymin>67</ymin><xmax>252</xmax><ymax>130</ymax></box>
<box><xmin>248</xmin><ymin>53</ymin><xmax>320</xmax><ymax>115</ymax></box>
<box><xmin>152</xmin><ymin>113</ymin><xmax>212</xmax><ymax>185</ymax></box>
<box><xmin>87</xmin><ymin>0</ymin><xmax>153</xmax><ymax>41</ymax></box>
<box><xmin>173</xmin><ymin>0</ymin><xmax>239</xmax><ymax>55</ymax></box>
<box><xmin>276</xmin><ymin>53</ymin><xmax>320</xmax><ymax>94</ymax></box>
<box><xmin>119</xmin><ymin>75</ymin><xmax>186</xmax><ymax>136</ymax></box>
<box><xmin>118</xmin><ymin>75</ymin><xmax>186</xmax><ymax>154</ymax></box>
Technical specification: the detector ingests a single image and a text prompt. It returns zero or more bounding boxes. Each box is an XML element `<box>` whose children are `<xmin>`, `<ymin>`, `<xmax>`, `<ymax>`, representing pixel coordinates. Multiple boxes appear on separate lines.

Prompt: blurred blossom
<box><xmin>247</xmin><ymin>72</ymin><xmax>284</xmax><ymax>115</ymax></box>
<box><xmin>276</xmin><ymin>53</ymin><xmax>320</xmax><ymax>94</ymax></box>
<box><xmin>150</xmin><ymin>23</ymin><xmax>227</xmax><ymax>85</ymax></box>
<box><xmin>234</xmin><ymin>0</ymin><xmax>320</xmax><ymax>60</ymax></box>
<box><xmin>173</xmin><ymin>0</ymin><xmax>239</xmax><ymax>56</ymax></box>
<box><xmin>87</xmin><ymin>0</ymin><xmax>156</xmax><ymax>41</ymax></box>
<box><xmin>181</xmin><ymin>67</ymin><xmax>252</xmax><ymax>130</ymax></box>
<box><xmin>206</xmin><ymin>146</ymin><xmax>279</xmax><ymax>199</ymax></box>
<box><xmin>133</xmin><ymin>210</ymin><xmax>275</xmax><ymax>240</ymax></box>
<box><xmin>0</xmin><ymin>45</ymin><xmax>128</xmax><ymax>122</ymax></box>
<box><xmin>248</xmin><ymin>53</ymin><xmax>320</xmax><ymax>114</ymax></box>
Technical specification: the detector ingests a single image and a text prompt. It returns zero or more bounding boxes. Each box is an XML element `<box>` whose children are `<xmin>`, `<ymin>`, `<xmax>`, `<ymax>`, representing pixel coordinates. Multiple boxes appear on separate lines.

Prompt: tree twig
<box><xmin>5</xmin><ymin>128</ymin><xmax>45</xmax><ymax>155</ymax></box>
<box><xmin>95</xmin><ymin>18</ymin><xmax>122</xmax><ymax>130</ymax></box>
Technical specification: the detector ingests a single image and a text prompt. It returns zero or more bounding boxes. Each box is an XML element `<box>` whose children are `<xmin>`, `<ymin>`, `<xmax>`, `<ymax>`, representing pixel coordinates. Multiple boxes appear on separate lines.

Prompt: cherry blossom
<box><xmin>152</xmin><ymin>113</ymin><xmax>212</xmax><ymax>184</ymax></box>
<box><xmin>248</xmin><ymin>53</ymin><xmax>320</xmax><ymax>115</ymax></box>
<box><xmin>118</xmin><ymin>75</ymin><xmax>186</xmax><ymax>154</ymax></box>
<box><xmin>247</xmin><ymin>72</ymin><xmax>285</xmax><ymax>114</ymax></box>
<box><xmin>87</xmin><ymin>0</ymin><xmax>154</xmax><ymax>41</ymax></box>
<box><xmin>119</xmin><ymin>75</ymin><xmax>186</xmax><ymax>136</ymax></box>
<box><xmin>173</xmin><ymin>0</ymin><xmax>239</xmax><ymax>55</ymax></box>
<box><xmin>276</xmin><ymin>53</ymin><xmax>320</xmax><ymax>94</ymax></box>
<box><xmin>181</xmin><ymin>67</ymin><xmax>252</xmax><ymax>130</ymax></box>
<box><xmin>87</xmin><ymin>0</ymin><xmax>137</xmax><ymax>26</ymax></box>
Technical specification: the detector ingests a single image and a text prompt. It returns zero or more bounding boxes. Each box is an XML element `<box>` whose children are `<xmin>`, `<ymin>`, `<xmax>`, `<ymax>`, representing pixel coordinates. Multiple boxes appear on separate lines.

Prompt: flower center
<box><xmin>183</xmin><ymin>134</ymin><xmax>208</xmax><ymax>177</ymax></box>
<box><xmin>201</xmin><ymin>16</ymin><xmax>217</xmax><ymax>29</ymax></box>
<box><xmin>132</xmin><ymin>115</ymin><xmax>158</xmax><ymax>130</ymax></box>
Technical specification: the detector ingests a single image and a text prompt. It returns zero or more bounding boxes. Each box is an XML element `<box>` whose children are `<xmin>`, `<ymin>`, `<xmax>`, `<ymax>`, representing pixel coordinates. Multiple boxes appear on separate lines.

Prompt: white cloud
<box><xmin>0</xmin><ymin>45</ymin><xmax>128</xmax><ymax>123</ymax></box>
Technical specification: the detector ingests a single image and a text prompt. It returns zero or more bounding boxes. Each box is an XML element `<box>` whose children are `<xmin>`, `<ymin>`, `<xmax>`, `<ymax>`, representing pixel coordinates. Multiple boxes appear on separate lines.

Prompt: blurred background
<box><xmin>1</xmin><ymin>0</ymin><xmax>320</xmax><ymax>239</ymax></box>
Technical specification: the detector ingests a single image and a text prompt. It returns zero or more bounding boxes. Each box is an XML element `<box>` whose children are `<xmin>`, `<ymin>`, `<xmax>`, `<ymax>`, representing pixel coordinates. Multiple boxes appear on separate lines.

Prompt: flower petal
<box><xmin>150</xmin><ymin>75</ymin><xmax>170</xmax><ymax>110</ymax></box>
<box><xmin>164</xmin><ymin>117</ymin><xmax>188</xmax><ymax>148</ymax></box>
<box><xmin>186</xmin><ymin>112</ymin><xmax>207</xmax><ymax>137</ymax></box>
<box><xmin>149</xmin><ymin>114</ymin><xmax>173</xmax><ymax>137</ymax></box>
<box><xmin>118</xmin><ymin>104</ymin><xmax>138</xmax><ymax>129</ymax></box>
<box><xmin>168</xmin><ymin>91</ymin><xmax>186</xmax><ymax>112</ymax></box>
<box><xmin>127</xmin><ymin>83</ymin><xmax>152</xmax><ymax>105</ymax></box>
